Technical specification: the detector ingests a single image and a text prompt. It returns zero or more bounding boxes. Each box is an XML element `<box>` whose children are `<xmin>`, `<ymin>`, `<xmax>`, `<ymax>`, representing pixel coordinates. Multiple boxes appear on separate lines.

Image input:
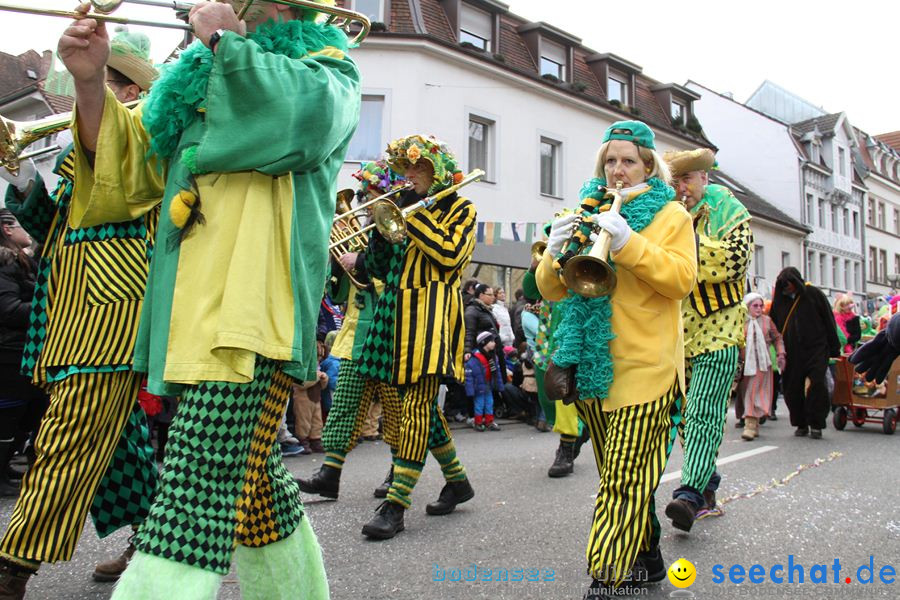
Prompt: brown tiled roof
<box><xmin>875</xmin><ymin>131</ymin><xmax>900</xmax><ymax>152</ymax></box>
<box><xmin>710</xmin><ymin>170</ymin><xmax>809</xmax><ymax>233</ymax></box>
<box><xmin>40</xmin><ymin>89</ymin><xmax>73</xmax><ymax>114</ymax></box>
<box><xmin>0</xmin><ymin>50</ymin><xmax>46</xmax><ymax>100</ymax></box>
<box><xmin>369</xmin><ymin>0</ymin><xmax>711</xmax><ymax>146</ymax></box>
<box><xmin>792</xmin><ymin>113</ymin><xmax>841</xmax><ymax>136</ymax></box>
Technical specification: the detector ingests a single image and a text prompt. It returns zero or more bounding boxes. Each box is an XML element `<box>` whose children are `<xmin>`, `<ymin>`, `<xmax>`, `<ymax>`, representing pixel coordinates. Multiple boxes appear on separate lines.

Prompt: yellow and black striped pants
<box><xmin>576</xmin><ymin>382</ymin><xmax>679</xmax><ymax>586</ymax></box>
<box><xmin>0</xmin><ymin>370</ymin><xmax>139</xmax><ymax>564</ymax></box>
<box><xmin>394</xmin><ymin>376</ymin><xmax>451</xmax><ymax>464</ymax></box>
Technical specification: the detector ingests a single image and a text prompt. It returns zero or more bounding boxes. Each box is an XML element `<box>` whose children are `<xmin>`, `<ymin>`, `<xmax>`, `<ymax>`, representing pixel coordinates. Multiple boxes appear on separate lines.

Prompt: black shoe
<box><xmin>794</xmin><ymin>427</ymin><xmax>809</xmax><ymax>437</ymax></box>
<box><xmin>361</xmin><ymin>501</ymin><xmax>405</xmax><ymax>540</ymax></box>
<box><xmin>373</xmin><ymin>465</ymin><xmax>393</xmax><ymax>499</ymax></box>
<box><xmin>665</xmin><ymin>498</ymin><xmax>697</xmax><ymax>532</ymax></box>
<box><xmin>735</xmin><ymin>418</ymin><xmax>745</xmax><ymax>429</ymax></box>
<box><xmin>629</xmin><ymin>546</ymin><xmax>666</xmax><ymax>584</ymax></box>
<box><xmin>548</xmin><ymin>443</ymin><xmax>574</xmax><ymax>478</ymax></box>
<box><xmin>769</xmin><ymin>413</ymin><xmax>778</xmax><ymax>421</ymax></box>
<box><xmin>809</xmin><ymin>428</ymin><xmax>822</xmax><ymax>439</ymax></box>
<box><xmin>0</xmin><ymin>558</ymin><xmax>35</xmax><ymax>600</ymax></box>
<box><xmin>572</xmin><ymin>428</ymin><xmax>591</xmax><ymax>460</ymax></box>
<box><xmin>425</xmin><ymin>479</ymin><xmax>475</xmax><ymax>516</ymax></box>
<box><xmin>295</xmin><ymin>465</ymin><xmax>341</xmax><ymax>499</ymax></box>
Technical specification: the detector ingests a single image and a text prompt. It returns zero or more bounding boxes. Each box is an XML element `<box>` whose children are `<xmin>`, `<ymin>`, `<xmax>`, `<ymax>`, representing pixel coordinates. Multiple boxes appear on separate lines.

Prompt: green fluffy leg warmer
<box><xmin>110</xmin><ymin>551</ymin><xmax>222</xmax><ymax>600</ymax></box>
<box><xmin>234</xmin><ymin>516</ymin><xmax>329</xmax><ymax>600</ymax></box>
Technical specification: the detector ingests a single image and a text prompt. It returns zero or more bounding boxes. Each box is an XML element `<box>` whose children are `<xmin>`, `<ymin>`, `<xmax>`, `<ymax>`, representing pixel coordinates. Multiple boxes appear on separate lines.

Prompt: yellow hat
<box><xmin>663</xmin><ymin>148</ymin><xmax>715</xmax><ymax>178</ymax></box>
<box><xmin>106</xmin><ymin>27</ymin><xmax>158</xmax><ymax>92</ymax></box>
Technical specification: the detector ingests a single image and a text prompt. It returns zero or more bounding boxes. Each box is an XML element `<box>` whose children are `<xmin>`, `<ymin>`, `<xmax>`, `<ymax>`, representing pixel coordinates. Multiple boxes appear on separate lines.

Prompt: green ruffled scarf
<box><xmin>141</xmin><ymin>18</ymin><xmax>349</xmax><ymax>164</ymax></box>
<box><xmin>552</xmin><ymin>176</ymin><xmax>674</xmax><ymax>401</ymax></box>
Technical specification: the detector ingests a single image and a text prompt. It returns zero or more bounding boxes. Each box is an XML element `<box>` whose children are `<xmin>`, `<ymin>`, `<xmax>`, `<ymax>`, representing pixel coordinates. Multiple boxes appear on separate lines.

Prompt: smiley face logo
<box><xmin>667</xmin><ymin>558</ymin><xmax>696</xmax><ymax>588</ymax></box>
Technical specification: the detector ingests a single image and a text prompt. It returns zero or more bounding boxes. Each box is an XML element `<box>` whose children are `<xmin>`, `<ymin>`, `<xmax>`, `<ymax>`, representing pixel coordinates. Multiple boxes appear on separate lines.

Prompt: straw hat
<box><xmin>663</xmin><ymin>148</ymin><xmax>716</xmax><ymax>178</ymax></box>
<box><xmin>106</xmin><ymin>27</ymin><xmax>158</xmax><ymax>92</ymax></box>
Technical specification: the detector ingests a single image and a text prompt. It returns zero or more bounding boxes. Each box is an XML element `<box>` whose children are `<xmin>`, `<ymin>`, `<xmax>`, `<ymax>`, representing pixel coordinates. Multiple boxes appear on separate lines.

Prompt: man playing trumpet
<box><xmin>47</xmin><ymin>1</ymin><xmax>361</xmax><ymax>598</ymax></box>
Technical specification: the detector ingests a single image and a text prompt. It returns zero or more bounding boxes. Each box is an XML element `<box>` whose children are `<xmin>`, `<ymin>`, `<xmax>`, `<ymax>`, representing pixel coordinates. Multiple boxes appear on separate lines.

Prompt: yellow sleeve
<box><xmin>611</xmin><ymin>203</ymin><xmax>698</xmax><ymax>300</ymax></box>
<box><xmin>696</xmin><ymin>221</ymin><xmax>753</xmax><ymax>284</ymax></box>
<box><xmin>69</xmin><ymin>87</ymin><xmax>165</xmax><ymax>228</ymax></box>
<box><xmin>535</xmin><ymin>251</ymin><xmax>569</xmax><ymax>302</ymax></box>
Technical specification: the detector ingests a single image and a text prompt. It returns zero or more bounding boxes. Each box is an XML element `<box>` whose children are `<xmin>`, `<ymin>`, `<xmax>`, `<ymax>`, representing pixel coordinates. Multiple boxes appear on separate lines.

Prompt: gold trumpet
<box><xmin>1</xmin><ymin>101</ymin><xmax>139</xmax><ymax>176</ymax></box>
<box><xmin>329</xmin><ymin>169</ymin><xmax>485</xmax><ymax>248</ymax></box>
<box><xmin>530</xmin><ymin>240</ymin><xmax>546</xmax><ymax>263</ymax></box>
<box><xmin>561</xmin><ymin>181</ymin><xmax>624</xmax><ymax>298</ymax></box>
<box><xmin>329</xmin><ymin>188</ymin><xmax>372</xmax><ymax>289</ymax></box>
<box><xmin>0</xmin><ymin>0</ymin><xmax>371</xmax><ymax>43</ymax></box>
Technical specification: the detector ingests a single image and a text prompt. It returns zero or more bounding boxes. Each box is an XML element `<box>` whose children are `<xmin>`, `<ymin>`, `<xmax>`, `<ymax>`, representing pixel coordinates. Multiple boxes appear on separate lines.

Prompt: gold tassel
<box><xmin>169</xmin><ymin>189</ymin><xmax>197</xmax><ymax>229</ymax></box>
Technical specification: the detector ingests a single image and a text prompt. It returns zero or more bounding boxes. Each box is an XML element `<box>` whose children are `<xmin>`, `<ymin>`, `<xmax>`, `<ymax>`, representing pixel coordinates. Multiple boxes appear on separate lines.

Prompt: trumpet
<box><xmin>560</xmin><ymin>181</ymin><xmax>624</xmax><ymax>298</ymax></box>
<box><xmin>530</xmin><ymin>240</ymin><xmax>546</xmax><ymax>263</ymax></box>
<box><xmin>329</xmin><ymin>169</ymin><xmax>485</xmax><ymax>248</ymax></box>
<box><xmin>329</xmin><ymin>188</ymin><xmax>370</xmax><ymax>289</ymax></box>
<box><xmin>0</xmin><ymin>0</ymin><xmax>371</xmax><ymax>43</ymax></box>
<box><xmin>1</xmin><ymin>100</ymin><xmax>139</xmax><ymax>175</ymax></box>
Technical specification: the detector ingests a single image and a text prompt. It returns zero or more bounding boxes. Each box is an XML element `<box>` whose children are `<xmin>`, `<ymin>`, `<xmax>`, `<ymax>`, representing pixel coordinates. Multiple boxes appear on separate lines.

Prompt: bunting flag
<box><xmin>474</xmin><ymin>221</ymin><xmax>543</xmax><ymax>246</ymax></box>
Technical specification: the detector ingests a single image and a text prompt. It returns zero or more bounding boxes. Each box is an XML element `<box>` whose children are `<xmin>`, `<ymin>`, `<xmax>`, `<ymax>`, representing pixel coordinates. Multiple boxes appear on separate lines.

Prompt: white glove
<box><xmin>546</xmin><ymin>213</ymin><xmax>579</xmax><ymax>257</ymax></box>
<box><xmin>589</xmin><ymin>211</ymin><xmax>632</xmax><ymax>252</ymax></box>
<box><xmin>1</xmin><ymin>158</ymin><xmax>37</xmax><ymax>194</ymax></box>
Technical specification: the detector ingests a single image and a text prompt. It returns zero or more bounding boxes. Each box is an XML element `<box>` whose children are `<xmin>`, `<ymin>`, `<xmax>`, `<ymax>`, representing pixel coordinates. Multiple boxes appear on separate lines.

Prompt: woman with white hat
<box><xmin>737</xmin><ymin>293</ymin><xmax>784</xmax><ymax>440</ymax></box>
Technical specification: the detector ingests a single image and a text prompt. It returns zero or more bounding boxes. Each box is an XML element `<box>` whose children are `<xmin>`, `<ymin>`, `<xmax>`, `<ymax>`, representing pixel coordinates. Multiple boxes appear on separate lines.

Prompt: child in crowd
<box><xmin>465</xmin><ymin>332</ymin><xmax>505</xmax><ymax>431</ymax></box>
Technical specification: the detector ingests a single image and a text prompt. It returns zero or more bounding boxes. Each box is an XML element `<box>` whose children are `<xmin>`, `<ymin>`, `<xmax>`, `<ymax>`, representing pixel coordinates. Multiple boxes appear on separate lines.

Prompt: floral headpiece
<box><xmin>385</xmin><ymin>134</ymin><xmax>463</xmax><ymax>196</ymax></box>
<box><xmin>352</xmin><ymin>160</ymin><xmax>404</xmax><ymax>197</ymax></box>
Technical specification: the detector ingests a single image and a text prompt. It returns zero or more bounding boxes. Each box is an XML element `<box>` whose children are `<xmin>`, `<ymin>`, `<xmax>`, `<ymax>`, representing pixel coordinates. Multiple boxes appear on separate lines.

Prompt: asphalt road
<box><xmin>2</xmin><ymin>404</ymin><xmax>898</xmax><ymax>600</ymax></box>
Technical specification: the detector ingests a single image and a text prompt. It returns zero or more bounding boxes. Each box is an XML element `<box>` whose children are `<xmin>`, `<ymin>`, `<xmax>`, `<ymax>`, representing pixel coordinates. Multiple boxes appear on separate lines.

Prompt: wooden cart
<box><xmin>832</xmin><ymin>356</ymin><xmax>900</xmax><ymax>435</ymax></box>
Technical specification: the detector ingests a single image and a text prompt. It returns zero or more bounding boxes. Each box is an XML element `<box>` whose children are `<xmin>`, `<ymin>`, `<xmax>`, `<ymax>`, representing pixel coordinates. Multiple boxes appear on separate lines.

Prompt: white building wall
<box><xmin>687</xmin><ymin>82</ymin><xmax>802</xmax><ymax>221</ymax></box>
<box><xmin>864</xmin><ymin>175</ymin><xmax>900</xmax><ymax>298</ymax></box>
<box><xmin>747</xmin><ymin>218</ymin><xmax>805</xmax><ymax>297</ymax></box>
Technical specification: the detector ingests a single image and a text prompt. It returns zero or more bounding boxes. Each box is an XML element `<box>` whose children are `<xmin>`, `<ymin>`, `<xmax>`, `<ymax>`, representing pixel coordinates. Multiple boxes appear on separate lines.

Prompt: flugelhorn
<box><xmin>0</xmin><ymin>0</ymin><xmax>371</xmax><ymax>43</ymax></box>
<box><xmin>1</xmin><ymin>101</ymin><xmax>139</xmax><ymax>176</ymax></box>
<box><xmin>329</xmin><ymin>169</ymin><xmax>485</xmax><ymax>247</ymax></box>
<box><xmin>560</xmin><ymin>181</ymin><xmax>624</xmax><ymax>298</ymax></box>
<box><xmin>329</xmin><ymin>188</ymin><xmax>370</xmax><ymax>289</ymax></box>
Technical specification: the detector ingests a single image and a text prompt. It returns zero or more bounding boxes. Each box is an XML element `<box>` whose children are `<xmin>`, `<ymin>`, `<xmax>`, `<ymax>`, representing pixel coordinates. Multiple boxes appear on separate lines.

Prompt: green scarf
<box><xmin>552</xmin><ymin>176</ymin><xmax>674</xmax><ymax>401</ymax></box>
<box><xmin>691</xmin><ymin>183</ymin><xmax>750</xmax><ymax>240</ymax></box>
<box><xmin>141</xmin><ymin>18</ymin><xmax>349</xmax><ymax>164</ymax></box>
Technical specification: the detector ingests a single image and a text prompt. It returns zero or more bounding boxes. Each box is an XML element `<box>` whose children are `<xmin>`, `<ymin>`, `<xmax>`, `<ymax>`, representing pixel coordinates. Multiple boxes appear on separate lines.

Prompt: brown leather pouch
<box><xmin>544</xmin><ymin>359</ymin><xmax>579</xmax><ymax>405</ymax></box>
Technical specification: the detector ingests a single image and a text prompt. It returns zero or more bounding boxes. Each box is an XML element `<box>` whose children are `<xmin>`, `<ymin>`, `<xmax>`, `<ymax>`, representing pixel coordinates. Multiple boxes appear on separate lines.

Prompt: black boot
<box><xmin>373</xmin><ymin>465</ymin><xmax>393</xmax><ymax>499</ymax></box>
<box><xmin>425</xmin><ymin>478</ymin><xmax>475</xmax><ymax>516</ymax></box>
<box><xmin>0</xmin><ymin>442</ymin><xmax>20</xmax><ymax>498</ymax></box>
<box><xmin>295</xmin><ymin>465</ymin><xmax>341</xmax><ymax>499</ymax></box>
<box><xmin>0</xmin><ymin>558</ymin><xmax>36</xmax><ymax>600</ymax></box>
<box><xmin>665</xmin><ymin>498</ymin><xmax>698</xmax><ymax>532</ymax></box>
<box><xmin>547</xmin><ymin>442</ymin><xmax>575</xmax><ymax>478</ymax></box>
<box><xmin>572</xmin><ymin>428</ymin><xmax>591</xmax><ymax>460</ymax></box>
<box><xmin>629</xmin><ymin>546</ymin><xmax>666</xmax><ymax>583</ymax></box>
<box><xmin>361</xmin><ymin>501</ymin><xmax>405</xmax><ymax>540</ymax></box>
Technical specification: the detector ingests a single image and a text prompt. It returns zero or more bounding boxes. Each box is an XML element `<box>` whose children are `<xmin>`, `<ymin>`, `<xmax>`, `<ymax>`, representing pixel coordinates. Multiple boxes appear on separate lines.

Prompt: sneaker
<box><xmin>794</xmin><ymin>427</ymin><xmax>809</xmax><ymax>437</ymax></box>
<box><xmin>487</xmin><ymin>422</ymin><xmax>501</xmax><ymax>431</ymax></box>
<box><xmin>473</xmin><ymin>423</ymin><xmax>485</xmax><ymax>432</ymax></box>
<box><xmin>453</xmin><ymin>413</ymin><xmax>467</xmax><ymax>423</ymax></box>
<box><xmin>277</xmin><ymin>428</ymin><xmax>300</xmax><ymax>445</ymax></box>
<box><xmin>281</xmin><ymin>443</ymin><xmax>304</xmax><ymax>457</ymax></box>
<box><xmin>465</xmin><ymin>417</ymin><xmax>475</xmax><ymax>426</ymax></box>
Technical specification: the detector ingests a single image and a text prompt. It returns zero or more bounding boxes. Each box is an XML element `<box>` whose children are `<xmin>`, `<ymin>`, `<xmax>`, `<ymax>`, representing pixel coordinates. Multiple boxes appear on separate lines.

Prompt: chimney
<box><xmin>41</xmin><ymin>50</ymin><xmax>53</xmax><ymax>79</ymax></box>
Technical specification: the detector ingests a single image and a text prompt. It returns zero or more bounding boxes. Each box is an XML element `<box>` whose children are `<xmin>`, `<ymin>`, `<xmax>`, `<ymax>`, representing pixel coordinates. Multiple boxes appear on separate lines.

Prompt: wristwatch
<box><xmin>209</xmin><ymin>28</ymin><xmax>226</xmax><ymax>54</ymax></box>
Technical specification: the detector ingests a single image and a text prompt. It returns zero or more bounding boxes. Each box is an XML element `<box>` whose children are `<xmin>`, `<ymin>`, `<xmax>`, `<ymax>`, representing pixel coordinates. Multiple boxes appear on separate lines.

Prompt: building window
<box><xmin>831</xmin><ymin>204</ymin><xmax>839</xmax><ymax>233</ymax></box>
<box><xmin>869</xmin><ymin>246</ymin><xmax>878</xmax><ymax>282</ymax></box>
<box><xmin>810</xmin><ymin>142</ymin><xmax>820</xmax><ymax>163</ymax></box>
<box><xmin>806</xmin><ymin>251</ymin><xmax>815</xmax><ymax>283</ymax></box>
<box><xmin>540</xmin><ymin>39</ymin><xmax>566</xmax><ymax>81</ymax></box>
<box><xmin>844</xmin><ymin>259</ymin><xmax>851</xmax><ymax>290</ymax></box>
<box><xmin>345</xmin><ymin>94</ymin><xmax>384</xmax><ymax>162</ymax></box>
<box><xmin>880</xmin><ymin>249</ymin><xmax>888</xmax><ymax>283</ymax></box>
<box><xmin>854</xmin><ymin>262</ymin><xmax>861</xmax><ymax>290</ymax></box>
<box><xmin>852</xmin><ymin>210</ymin><xmax>859</xmax><ymax>238</ymax></box>
<box><xmin>805</xmin><ymin>194</ymin><xmax>815</xmax><ymax>225</ymax></box>
<box><xmin>895</xmin><ymin>208</ymin><xmax>900</xmax><ymax>234</ymax></box>
<box><xmin>895</xmin><ymin>254</ymin><xmax>900</xmax><ymax>280</ymax></box>
<box><xmin>753</xmin><ymin>245</ymin><xmax>765</xmax><ymax>280</ymax></box>
<box><xmin>819</xmin><ymin>254</ymin><xmax>827</xmax><ymax>287</ymax></box>
<box><xmin>782</xmin><ymin>251</ymin><xmax>791</xmax><ymax>269</ymax></box>
<box><xmin>459</xmin><ymin>3</ymin><xmax>491</xmax><ymax>50</ymax></box>
<box><xmin>540</xmin><ymin>137</ymin><xmax>561</xmax><ymax>197</ymax></box>
<box><xmin>832</xmin><ymin>256</ymin><xmax>839</xmax><ymax>288</ymax></box>
<box><xmin>468</xmin><ymin>115</ymin><xmax>494</xmax><ymax>181</ymax></box>
<box><xmin>818</xmin><ymin>199</ymin><xmax>826</xmax><ymax>228</ymax></box>
<box><xmin>607</xmin><ymin>72</ymin><xmax>628</xmax><ymax>103</ymax></box>
<box><xmin>351</xmin><ymin>0</ymin><xmax>383</xmax><ymax>22</ymax></box>
<box><xmin>842</xmin><ymin>208</ymin><xmax>849</xmax><ymax>235</ymax></box>
<box><xmin>867</xmin><ymin>198</ymin><xmax>876</xmax><ymax>226</ymax></box>
<box><xmin>671</xmin><ymin>100</ymin><xmax>686</xmax><ymax>125</ymax></box>
<box><xmin>878</xmin><ymin>202</ymin><xmax>886</xmax><ymax>230</ymax></box>
<box><xmin>838</xmin><ymin>146</ymin><xmax>846</xmax><ymax>176</ymax></box>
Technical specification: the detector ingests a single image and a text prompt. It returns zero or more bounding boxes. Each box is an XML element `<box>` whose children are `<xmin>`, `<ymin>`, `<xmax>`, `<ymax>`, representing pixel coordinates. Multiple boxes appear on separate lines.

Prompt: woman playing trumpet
<box><xmin>536</xmin><ymin>121</ymin><xmax>696</xmax><ymax>595</ymax></box>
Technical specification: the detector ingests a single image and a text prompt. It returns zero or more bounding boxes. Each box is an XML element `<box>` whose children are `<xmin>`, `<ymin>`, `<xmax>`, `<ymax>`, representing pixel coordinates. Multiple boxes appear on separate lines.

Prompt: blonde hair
<box><xmin>833</xmin><ymin>294</ymin><xmax>854</xmax><ymax>312</ymax></box>
<box><xmin>594</xmin><ymin>139</ymin><xmax>671</xmax><ymax>184</ymax></box>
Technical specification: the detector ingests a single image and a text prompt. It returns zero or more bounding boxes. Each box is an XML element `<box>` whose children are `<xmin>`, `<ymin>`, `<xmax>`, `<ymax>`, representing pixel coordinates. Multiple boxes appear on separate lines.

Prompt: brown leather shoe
<box><xmin>308</xmin><ymin>439</ymin><xmax>325</xmax><ymax>453</ymax></box>
<box><xmin>92</xmin><ymin>540</ymin><xmax>136</xmax><ymax>582</ymax></box>
<box><xmin>0</xmin><ymin>559</ymin><xmax>35</xmax><ymax>600</ymax></box>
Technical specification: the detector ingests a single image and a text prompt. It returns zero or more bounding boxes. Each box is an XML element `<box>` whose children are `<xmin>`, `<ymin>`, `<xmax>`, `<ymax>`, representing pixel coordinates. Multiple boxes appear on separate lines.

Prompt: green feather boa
<box><xmin>141</xmin><ymin>18</ymin><xmax>349</xmax><ymax>164</ymax></box>
<box><xmin>552</xmin><ymin>176</ymin><xmax>674</xmax><ymax>401</ymax></box>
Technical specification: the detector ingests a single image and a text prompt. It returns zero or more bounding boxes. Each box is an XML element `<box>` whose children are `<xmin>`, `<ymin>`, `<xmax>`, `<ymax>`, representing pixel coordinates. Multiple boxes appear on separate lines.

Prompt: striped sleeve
<box><xmin>405</xmin><ymin>197</ymin><xmax>476</xmax><ymax>271</ymax></box>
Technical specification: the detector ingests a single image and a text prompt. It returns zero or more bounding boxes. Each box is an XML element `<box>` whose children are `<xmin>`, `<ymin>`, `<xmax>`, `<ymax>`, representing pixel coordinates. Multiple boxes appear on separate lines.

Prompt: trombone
<box><xmin>329</xmin><ymin>169</ymin><xmax>485</xmax><ymax>249</ymax></box>
<box><xmin>0</xmin><ymin>0</ymin><xmax>371</xmax><ymax>43</ymax></box>
<box><xmin>560</xmin><ymin>181</ymin><xmax>624</xmax><ymax>298</ymax></box>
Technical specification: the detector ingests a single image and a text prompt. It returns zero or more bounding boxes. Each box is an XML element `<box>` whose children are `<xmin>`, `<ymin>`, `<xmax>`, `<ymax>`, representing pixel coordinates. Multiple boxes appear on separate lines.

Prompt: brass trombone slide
<box><xmin>0</xmin><ymin>0</ymin><xmax>371</xmax><ymax>43</ymax></box>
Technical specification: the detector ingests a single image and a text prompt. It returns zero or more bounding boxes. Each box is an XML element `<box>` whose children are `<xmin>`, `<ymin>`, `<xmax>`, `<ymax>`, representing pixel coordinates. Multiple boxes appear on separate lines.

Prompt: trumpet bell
<box><xmin>562</xmin><ymin>254</ymin><xmax>617</xmax><ymax>298</ymax></box>
<box><xmin>531</xmin><ymin>240</ymin><xmax>547</xmax><ymax>262</ymax></box>
<box><xmin>372</xmin><ymin>201</ymin><xmax>407</xmax><ymax>244</ymax></box>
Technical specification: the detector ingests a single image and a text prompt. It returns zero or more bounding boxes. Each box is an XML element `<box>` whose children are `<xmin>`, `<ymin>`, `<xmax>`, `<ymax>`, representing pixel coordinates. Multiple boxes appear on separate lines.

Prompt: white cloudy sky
<box><xmin>2</xmin><ymin>0</ymin><xmax>896</xmax><ymax>134</ymax></box>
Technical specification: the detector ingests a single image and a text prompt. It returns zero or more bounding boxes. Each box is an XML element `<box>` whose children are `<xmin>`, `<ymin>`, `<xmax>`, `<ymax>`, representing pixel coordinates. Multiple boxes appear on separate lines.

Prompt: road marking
<box><xmin>659</xmin><ymin>445</ymin><xmax>778</xmax><ymax>483</ymax></box>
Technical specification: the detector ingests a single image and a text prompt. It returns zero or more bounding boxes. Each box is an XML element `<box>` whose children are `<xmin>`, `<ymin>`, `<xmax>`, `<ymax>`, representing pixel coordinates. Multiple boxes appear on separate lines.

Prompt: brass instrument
<box><xmin>329</xmin><ymin>188</ymin><xmax>370</xmax><ymax>289</ymax></box>
<box><xmin>561</xmin><ymin>181</ymin><xmax>624</xmax><ymax>298</ymax></box>
<box><xmin>530</xmin><ymin>240</ymin><xmax>546</xmax><ymax>263</ymax></box>
<box><xmin>329</xmin><ymin>169</ymin><xmax>485</xmax><ymax>248</ymax></box>
<box><xmin>1</xmin><ymin>101</ymin><xmax>139</xmax><ymax>176</ymax></box>
<box><xmin>0</xmin><ymin>0</ymin><xmax>371</xmax><ymax>43</ymax></box>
